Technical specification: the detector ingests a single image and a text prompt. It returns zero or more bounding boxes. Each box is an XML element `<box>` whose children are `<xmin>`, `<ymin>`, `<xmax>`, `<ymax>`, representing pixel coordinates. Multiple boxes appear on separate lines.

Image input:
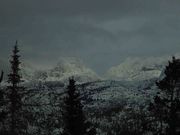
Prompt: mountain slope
<box><xmin>105</xmin><ymin>57</ymin><xmax>169</xmax><ymax>81</ymax></box>
<box><xmin>21</xmin><ymin>57</ymin><xmax>100</xmax><ymax>83</ymax></box>
<box><xmin>46</xmin><ymin>57</ymin><xmax>100</xmax><ymax>83</ymax></box>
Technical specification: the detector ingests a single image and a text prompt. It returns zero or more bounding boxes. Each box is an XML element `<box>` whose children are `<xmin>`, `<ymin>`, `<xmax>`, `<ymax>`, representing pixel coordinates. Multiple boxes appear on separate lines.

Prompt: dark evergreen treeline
<box><xmin>0</xmin><ymin>42</ymin><xmax>180</xmax><ymax>135</ymax></box>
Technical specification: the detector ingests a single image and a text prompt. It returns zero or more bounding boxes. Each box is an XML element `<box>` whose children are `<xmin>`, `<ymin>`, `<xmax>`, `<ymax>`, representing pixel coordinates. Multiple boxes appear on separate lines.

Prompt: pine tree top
<box><xmin>157</xmin><ymin>56</ymin><xmax>180</xmax><ymax>93</ymax></box>
<box><xmin>8</xmin><ymin>41</ymin><xmax>22</xmax><ymax>85</ymax></box>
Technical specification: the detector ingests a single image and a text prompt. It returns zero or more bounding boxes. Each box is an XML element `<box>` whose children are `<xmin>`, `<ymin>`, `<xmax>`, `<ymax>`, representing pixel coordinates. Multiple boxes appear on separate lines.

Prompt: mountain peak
<box><xmin>105</xmin><ymin>56</ymin><xmax>169</xmax><ymax>81</ymax></box>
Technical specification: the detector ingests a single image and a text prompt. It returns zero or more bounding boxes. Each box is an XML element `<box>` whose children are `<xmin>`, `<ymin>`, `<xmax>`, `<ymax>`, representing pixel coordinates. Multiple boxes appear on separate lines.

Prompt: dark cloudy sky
<box><xmin>0</xmin><ymin>0</ymin><xmax>180</xmax><ymax>74</ymax></box>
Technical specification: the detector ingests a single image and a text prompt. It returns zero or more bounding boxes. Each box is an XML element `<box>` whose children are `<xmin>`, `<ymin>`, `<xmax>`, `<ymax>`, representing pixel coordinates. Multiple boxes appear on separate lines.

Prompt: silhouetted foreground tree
<box><xmin>6</xmin><ymin>41</ymin><xmax>27</xmax><ymax>135</ymax></box>
<box><xmin>0</xmin><ymin>71</ymin><xmax>7</xmax><ymax>134</ymax></box>
<box><xmin>0</xmin><ymin>71</ymin><xmax>3</xmax><ymax>83</ymax></box>
<box><xmin>149</xmin><ymin>56</ymin><xmax>180</xmax><ymax>135</ymax></box>
<box><xmin>62</xmin><ymin>78</ymin><xmax>96</xmax><ymax>135</ymax></box>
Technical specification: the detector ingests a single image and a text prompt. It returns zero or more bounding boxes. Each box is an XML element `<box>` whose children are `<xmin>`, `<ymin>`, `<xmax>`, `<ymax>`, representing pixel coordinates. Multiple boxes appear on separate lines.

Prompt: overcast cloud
<box><xmin>0</xmin><ymin>0</ymin><xmax>180</xmax><ymax>74</ymax></box>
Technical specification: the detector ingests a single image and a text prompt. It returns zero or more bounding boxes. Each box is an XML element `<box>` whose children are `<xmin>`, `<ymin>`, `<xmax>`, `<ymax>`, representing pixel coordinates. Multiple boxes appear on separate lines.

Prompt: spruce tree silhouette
<box><xmin>0</xmin><ymin>70</ymin><xmax>6</xmax><ymax>134</ymax></box>
<box><xmin>0</xmin><ymin>71</ymin><xmax>3</xmax><ymax>83</ymax></box>
<box><xmin>62</xmin><ymin>78</ymin><xmax>96</xmax><ymax>135</ymax></box>
<box><xmin>7</xmin><ymin>41</ymin><xmax>27</xmax><ymax>135</ymax></box>
<box><xmin>149</xmin><ymin>56</ymin><xmax>180</xmax><ymax>135</ymax></box>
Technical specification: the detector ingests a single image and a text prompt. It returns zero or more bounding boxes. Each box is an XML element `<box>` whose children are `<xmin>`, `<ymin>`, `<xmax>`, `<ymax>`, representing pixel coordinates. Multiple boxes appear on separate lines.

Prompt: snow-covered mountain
<box><xmin>44</xmin><ymin>57</ymin><xmax>100</xmax><ymax>83</ymax></box>
<box><xmin>105</xmin><ymin>56</ymin><xmax>171</xmax><ymax>81</ymax></box>
<box><xmin>21</xmin><ymin>57</ymin><xmax>100</xmax><ymax>83</ymax></box>
<box><xmin>20</xmin><ymin>56</ymin><xmax>176</xmax><ymax>83</ymax></box>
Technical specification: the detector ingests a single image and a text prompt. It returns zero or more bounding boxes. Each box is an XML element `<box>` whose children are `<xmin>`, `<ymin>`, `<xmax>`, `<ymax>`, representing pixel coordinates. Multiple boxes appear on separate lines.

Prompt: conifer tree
<box><xmin>149</xmin><ymin>56</ymin><xmax>180</xmax><ymax>135</ymax></box>
<box><xmin>62</xmin><ymin>78</ymin><xmax>96</xmax><ymax>135</ymax></box>
<box><xmin>0</xmin><ymin>70</ymin><xmax>6</xmax><ymax>134</ymax></box>
<box><xmin>7</xmin><ymin>41</ymin><xmax>27</xmax><ymax>135</ymax></box>
<box><xmin>0</xmin><ymin>71</ymin><xmax>3</xmax><ymax>83</ymax></box>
